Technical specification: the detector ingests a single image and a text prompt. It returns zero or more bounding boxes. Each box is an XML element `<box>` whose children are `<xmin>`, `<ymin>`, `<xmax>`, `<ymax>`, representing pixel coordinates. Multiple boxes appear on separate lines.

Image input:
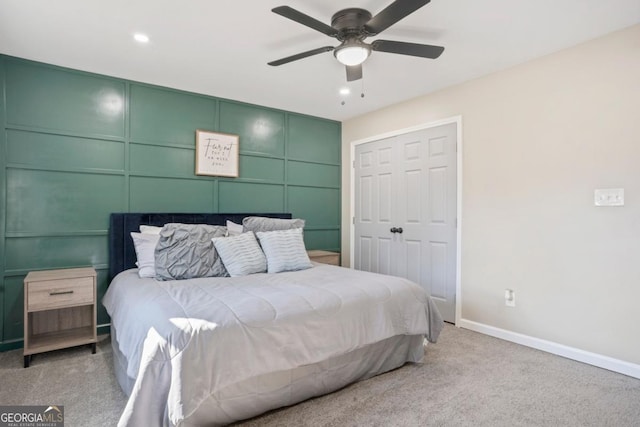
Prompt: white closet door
<box><xmin>354</xmin><ymin>123</ymin><xmax>457</xmax><ymax>322</ymax></box>
<box><xmin>354</xmin><ymin>137</ymin><xmax>397</xmax><ymax>275</ymax></box>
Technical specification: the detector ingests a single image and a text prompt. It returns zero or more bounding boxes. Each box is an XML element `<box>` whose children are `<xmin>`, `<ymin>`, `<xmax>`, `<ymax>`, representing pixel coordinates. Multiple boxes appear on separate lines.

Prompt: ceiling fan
<box><xmin>267</xmin><ymin>0</ymin><xmax>444</xmax><ymax>82</ymax></box>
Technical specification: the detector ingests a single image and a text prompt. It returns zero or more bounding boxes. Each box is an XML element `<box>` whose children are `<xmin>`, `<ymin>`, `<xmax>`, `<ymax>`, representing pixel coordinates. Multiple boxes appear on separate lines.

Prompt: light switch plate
<box><xmin>594</xmin><ymin>188</ymin><xmax>624</xmax><ymax>207</ymax></box>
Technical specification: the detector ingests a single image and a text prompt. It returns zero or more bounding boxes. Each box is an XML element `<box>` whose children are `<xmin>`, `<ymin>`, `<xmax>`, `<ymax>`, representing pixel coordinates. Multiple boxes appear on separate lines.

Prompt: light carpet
<box><xmin>0</xmin><ymin>324</ymin><xmax>638</xmax><ymax>426</ymax></box>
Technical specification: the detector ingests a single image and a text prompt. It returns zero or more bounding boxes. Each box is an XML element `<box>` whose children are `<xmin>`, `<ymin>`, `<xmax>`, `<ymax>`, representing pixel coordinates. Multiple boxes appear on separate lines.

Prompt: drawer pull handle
<box><xmin>49</xmin><ymin>290</ymin><xmax>74</xmax><ymax>296</ymax></box>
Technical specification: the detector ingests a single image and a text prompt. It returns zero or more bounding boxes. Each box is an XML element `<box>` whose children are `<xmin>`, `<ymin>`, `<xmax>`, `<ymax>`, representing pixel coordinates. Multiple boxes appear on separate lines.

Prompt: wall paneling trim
<box><xmin>0</xmin><ymin>56</ymin><xmax>341</xmax><ymax>350</ymax></box>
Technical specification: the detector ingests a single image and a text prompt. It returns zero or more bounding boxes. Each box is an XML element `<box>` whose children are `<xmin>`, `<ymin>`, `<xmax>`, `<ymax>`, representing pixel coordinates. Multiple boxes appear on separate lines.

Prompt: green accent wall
<box><xmin>0</xmin><ymin>55</ymin><xmax>341</xmax><ymax>350</ymax></box>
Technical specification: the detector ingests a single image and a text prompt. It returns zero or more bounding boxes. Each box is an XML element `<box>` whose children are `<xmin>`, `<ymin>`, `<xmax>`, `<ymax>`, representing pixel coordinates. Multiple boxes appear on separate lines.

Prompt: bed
<box><xmin>103</xmin><ymin>212</ymin><xmax>444</xmax><ymax>427</ymax></box>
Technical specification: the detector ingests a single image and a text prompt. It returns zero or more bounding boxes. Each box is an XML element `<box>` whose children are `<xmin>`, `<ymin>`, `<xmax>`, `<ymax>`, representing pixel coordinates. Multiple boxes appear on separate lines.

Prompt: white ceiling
<box><xmin>1</xmin><ymin>0</ymin><xmax>639</xmax><ymax>121</ymax></box>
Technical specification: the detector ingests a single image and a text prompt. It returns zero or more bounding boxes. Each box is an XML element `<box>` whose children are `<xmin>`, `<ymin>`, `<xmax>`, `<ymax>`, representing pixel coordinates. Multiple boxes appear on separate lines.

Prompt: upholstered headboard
<box><xmin>108</xmin><ymin>212</ymin><xmax>292</xmax><ymax>281</ymax></box>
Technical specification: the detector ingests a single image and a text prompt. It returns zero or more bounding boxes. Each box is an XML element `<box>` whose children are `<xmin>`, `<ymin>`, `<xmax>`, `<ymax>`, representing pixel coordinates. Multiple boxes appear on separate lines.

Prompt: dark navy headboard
<box><xmin>108</xmin><ymin>212</ymin><xmax>292</xmax><ymax>281</ymax></box>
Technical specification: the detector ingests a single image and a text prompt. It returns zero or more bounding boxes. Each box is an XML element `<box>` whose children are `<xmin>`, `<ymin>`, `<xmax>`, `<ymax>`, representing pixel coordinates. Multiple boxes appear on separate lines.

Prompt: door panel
<box><xmin>378</xmin><ymin>173</ymin><xmax>392</xmax><ymax>222</ymax></box>
<box><xmin>405</xmin><ymin>169</ymin><xmax>422</xmax><ymax>222</ymax></box>
<box><xmin>354</xmin><ymin>139</ymin><xmax>396</xmax><ymax>273</ymax></box>
<box><xmin>424</xmin><ymin>125</ymin><xmax>457</xmax><ymax>321</ymax></box>
<box><xmin>378</xmin><ymin>237</ymin><xmax>392</xmax><ymax>275</ymax></box>
<box><xmin>405</xmin><ymin>240</ymin><xmax>422</xmax><ymax>284</ymax></box>
<box><xmin>428</xmin><ymin>242</ymin><xmax>448</xmax><ymax>299</ymax></box>
<box><xmin>358</xmin><ymin>236</ymin><xmax>373</xmax><ymax>272</ymax></box>
<box><xmin>354</xmin><ymin>123</ymin><xmax>457</xmax><ymax>322</ymax></box>
<box><xmin>379</xmin><ymin>147</ymin><xmax>392</xmax><ymax>165</ymax></box>
<box><xmin>359</xmin><ymin>175</ymin><xmax>373</xmax><ymax>222</ymax></box>
<box><xmin>429</xmin><ymin>167</ymin><xmax>447</xmax><ymax>223</ymax></box>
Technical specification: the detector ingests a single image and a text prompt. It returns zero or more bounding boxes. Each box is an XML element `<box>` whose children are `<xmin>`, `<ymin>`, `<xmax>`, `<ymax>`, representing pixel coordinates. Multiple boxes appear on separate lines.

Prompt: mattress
<box><xmin>103</xmin><ymin>263</ymin><xmax>443</xmax><ymax>426</ymax></box>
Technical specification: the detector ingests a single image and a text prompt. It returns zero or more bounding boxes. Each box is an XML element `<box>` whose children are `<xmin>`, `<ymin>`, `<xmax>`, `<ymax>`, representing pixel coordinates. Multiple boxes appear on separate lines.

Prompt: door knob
<box><xmin>390</xmin><ymin>227</ymin><xmax>398</xmax><ymax>233</ymax></box>
<box><xmin>396</xmin><ymin>227</ymin><xmax>403</xmax><ymax>234</ymax></box>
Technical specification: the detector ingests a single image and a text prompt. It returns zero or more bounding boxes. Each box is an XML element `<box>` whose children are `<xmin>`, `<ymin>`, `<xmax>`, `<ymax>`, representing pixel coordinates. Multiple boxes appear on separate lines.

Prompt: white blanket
<box><xmin>103</xmin><ymin>264</ymin><xmax>443</xmax><ymax>426</ymax></box>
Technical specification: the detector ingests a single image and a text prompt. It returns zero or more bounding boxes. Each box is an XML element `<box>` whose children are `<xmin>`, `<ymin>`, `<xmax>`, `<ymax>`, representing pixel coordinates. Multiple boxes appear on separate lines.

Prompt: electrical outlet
<box><xmin>505</xmin><ymin>289</ymin><xmax>515</xmax><ymax>307</ymax></box>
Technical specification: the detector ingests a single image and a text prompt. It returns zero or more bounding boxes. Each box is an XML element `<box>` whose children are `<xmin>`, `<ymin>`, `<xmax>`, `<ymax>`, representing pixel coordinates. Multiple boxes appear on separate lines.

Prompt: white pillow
<box><xmin>212</xmin><ymin>232</ymin><xmax>267</xmax><ymax>277</ymax></box>
<box><xmin>226</xmin><ymin>220</ymin><xmax>244</xmax><ymax>236</ymax></box>
<box><xmin>130</xmin><ymin>232</ymin><xmax>160</xmax><ymax>278</ymax></box>
<box><xmin>140</xmin><ymin>225</ymin><xmax>162</xmax><ymax>234</ymax></box>
<box><xmin>256</xmin><ymin>228</ymin><xmax>312</xmax><ymax>273</ymax></box>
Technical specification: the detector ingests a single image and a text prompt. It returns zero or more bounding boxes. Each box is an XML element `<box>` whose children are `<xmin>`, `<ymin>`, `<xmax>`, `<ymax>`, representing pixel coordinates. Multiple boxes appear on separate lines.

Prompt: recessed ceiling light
<box><xmin>133</xmin><ymin>33</ymin><xmax>149</xmax><ymax>43</ymax></box>
<box><xmin>339</xmin><ymin>87</ymin><xmax>351</xmax><ymax>96</ymax></box>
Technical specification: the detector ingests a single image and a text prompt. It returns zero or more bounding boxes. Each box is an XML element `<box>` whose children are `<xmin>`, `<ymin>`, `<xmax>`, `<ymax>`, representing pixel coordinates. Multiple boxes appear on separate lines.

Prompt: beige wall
<box><xmin>341</xmin><ymin>24</ymin><xmax>640</xmax><ymax>365</ymax></box>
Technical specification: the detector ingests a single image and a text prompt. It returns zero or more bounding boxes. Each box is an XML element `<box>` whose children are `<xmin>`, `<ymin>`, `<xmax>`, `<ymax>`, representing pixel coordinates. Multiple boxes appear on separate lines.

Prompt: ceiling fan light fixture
<box><xmin>334</xmin><ymin>43</ymin><xmax>370</xmax><ymax>66</ymax></box>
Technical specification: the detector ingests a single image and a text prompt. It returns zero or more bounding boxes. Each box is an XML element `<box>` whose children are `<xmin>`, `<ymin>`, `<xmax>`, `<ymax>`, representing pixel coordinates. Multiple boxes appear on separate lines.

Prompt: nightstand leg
<box><xmin>91</xmin><ymin>343</ymin><xmax>96</xmax><ymax>354</ymax></box>
<box><xmin>24</xmin><ymin>355</ymin><xmax>31</xmax><ymax>368</ymax></box>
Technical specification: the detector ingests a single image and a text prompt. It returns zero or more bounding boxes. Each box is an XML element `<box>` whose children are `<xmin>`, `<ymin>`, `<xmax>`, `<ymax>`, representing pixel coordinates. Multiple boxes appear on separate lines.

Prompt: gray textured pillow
<box><xmin>242</xmin><ymin>216</ymin><xmax>305</xmax><ymax>233</ymax></box>
<box><xmin>212</xmin><ymin>232</ymin><xmax>267</xmax><ymax>277</ymax></box>
<box><xmin>256</xmin><ymin>228</ymin><xmax>312</xmax><ymax>273</ymax></box>
<box><xmin>154</xmin><ymin>223</ymin><xmax>228</xmax><ymax>280</ymax></box>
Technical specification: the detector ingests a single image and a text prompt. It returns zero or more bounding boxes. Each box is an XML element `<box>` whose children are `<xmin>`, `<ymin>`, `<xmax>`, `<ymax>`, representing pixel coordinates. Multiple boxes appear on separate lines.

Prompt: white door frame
<box><xmin>349</xmin><ymin>116</ymin><xmax>463</xmax><ymax>325</ymax></box>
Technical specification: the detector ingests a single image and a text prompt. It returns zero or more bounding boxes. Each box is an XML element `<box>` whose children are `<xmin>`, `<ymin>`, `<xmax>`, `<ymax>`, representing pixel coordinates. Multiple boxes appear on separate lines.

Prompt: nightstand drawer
<box><xmin>23</xmin><ymin>267</ymin><xmax>97</xmax><ymax>367</ymax></box>
<box><xmin>27</xmin><ymin>277</ymin><xmax>94</xmax><ymax>311</ymax></box>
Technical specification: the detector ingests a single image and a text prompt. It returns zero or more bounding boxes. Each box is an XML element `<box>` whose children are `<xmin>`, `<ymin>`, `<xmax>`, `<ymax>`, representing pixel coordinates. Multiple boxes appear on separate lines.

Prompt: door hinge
<box><xmin>352</xmin><ymin>160</ymin><xmax>356</xmax><ymax>169</ymax></box>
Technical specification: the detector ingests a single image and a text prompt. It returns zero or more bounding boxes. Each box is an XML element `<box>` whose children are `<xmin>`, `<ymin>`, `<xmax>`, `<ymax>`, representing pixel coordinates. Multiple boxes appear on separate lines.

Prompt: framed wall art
<box><xmin>195</xmin><ymin>129</ymin><xmax>239</xmax><ymax>177</ymax></box>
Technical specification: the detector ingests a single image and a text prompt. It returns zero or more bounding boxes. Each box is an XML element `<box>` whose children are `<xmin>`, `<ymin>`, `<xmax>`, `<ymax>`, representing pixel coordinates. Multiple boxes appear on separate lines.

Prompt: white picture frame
<box><xmin>195</xmin><ymin>129</ymin><xmax>239</xmax><ymax>177</ymax></box>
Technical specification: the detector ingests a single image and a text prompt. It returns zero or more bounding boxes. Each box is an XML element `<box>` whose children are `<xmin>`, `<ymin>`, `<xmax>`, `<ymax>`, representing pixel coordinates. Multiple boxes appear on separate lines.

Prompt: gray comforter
<box><xmin>103</xmin><ymin>263</ymin><xmax>443</xmax><ymax>426</ymax></box>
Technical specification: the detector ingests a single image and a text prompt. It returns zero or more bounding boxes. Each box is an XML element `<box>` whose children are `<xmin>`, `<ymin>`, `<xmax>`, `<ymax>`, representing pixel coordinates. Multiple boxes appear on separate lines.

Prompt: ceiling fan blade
<box><xmin>268</xmin><ymin>46</ymin><xmax>334</xmax><ymax>66</ymax></box>
<box><xmin>346</xmin><ymin>64</ymin><xmax>363</xmax><ymax>82</ymax></box>
<box><xmin>272</xmin><ymin>6</ymin><xmax>339</xmax><ymax>38</ymax></box>
<box><xmin>364</xmin><ymin>0</ymin><xmax>431</xmax><ymax>36</ymax></box>
<box><xmin>371</xmin><ymin>39</ymin><xmax>444</xmax><ymax>59</ymax></box>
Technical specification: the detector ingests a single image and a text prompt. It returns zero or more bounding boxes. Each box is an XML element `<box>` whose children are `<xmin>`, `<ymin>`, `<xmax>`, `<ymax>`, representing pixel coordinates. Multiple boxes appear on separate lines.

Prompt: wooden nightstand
<box><xmin>23</xmin><ymin>267</ymin><xmax>97</xmax><ymax>368</ymax></box>
<box><xmin>307</xmin><ymin>250</ymin><xmax>340</xmax><ymax>266</ymax></box>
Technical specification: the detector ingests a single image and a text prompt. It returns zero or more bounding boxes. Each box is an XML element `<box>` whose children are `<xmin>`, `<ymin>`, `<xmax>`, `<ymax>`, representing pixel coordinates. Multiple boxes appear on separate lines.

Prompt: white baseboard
<box><xmin>458</xmin><ymin>319</ymin><xmax>640</xmax><ymax>380</ymax></box>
